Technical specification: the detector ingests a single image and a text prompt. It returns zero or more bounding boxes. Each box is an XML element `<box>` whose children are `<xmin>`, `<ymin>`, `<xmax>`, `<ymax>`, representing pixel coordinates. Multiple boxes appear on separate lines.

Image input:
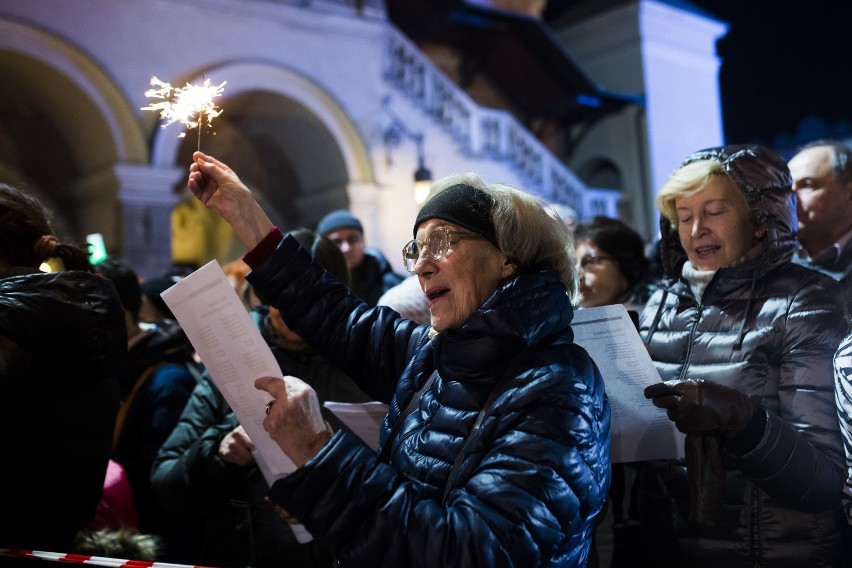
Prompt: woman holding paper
<box><xmin>639</xmin><ymin>145</ymin><xmax>847</xmax><ymax>566</ymax></box>
<box><xmin>187</xmin><ymin>152</ymin><xmax>610</xmax><ymax>568</ymax></box>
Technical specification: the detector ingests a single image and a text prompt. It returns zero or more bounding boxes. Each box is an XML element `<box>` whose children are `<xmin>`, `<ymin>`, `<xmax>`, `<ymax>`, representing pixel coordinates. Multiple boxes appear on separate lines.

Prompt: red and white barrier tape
<box><xmin>0</xmin><ymin>549</ymin><xmax>215</xmax><ymax>568</ymax></box>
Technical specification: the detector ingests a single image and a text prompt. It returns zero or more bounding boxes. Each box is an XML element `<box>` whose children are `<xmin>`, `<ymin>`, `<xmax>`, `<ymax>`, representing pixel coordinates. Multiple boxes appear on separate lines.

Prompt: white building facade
<box><xmin>0</xmin><ymin>0</ymin><xmax>726</xmax><ymax>276</ymax></box>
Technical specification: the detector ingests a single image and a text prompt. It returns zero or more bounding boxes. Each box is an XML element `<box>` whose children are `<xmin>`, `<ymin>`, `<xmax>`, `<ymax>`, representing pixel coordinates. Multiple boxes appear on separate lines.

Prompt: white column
<box><xmin>113</xmin><ymin>163</ymin><xmax>184</xmax><ymax>278</ymax></box>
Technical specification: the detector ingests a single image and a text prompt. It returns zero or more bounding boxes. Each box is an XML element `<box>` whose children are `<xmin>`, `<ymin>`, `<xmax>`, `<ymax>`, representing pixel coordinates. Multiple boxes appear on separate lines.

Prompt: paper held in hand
<box><xmin>160</xmin><ymin>260</ymin><xmax>312</xmax><ymax>543</ymax></box>
<box><xmin>571</xmin><ymin>304</ymin><xmax>685</xmax><ymax>463</ymax></box>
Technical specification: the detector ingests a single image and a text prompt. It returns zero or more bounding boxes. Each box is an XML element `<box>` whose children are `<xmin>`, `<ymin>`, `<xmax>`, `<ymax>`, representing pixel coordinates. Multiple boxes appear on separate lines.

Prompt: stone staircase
<box><xmin>384</xmin><ymin>26</ymin><xmax>588</xmax><ymax>214</ymax></box>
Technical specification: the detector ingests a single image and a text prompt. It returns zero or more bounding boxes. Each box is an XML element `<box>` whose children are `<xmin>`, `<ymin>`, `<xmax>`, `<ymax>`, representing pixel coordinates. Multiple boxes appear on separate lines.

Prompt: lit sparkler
<box><xmin>141</xmin><ymin>75</ymin><xmax>227</xmax><ymax>150</ymax></box>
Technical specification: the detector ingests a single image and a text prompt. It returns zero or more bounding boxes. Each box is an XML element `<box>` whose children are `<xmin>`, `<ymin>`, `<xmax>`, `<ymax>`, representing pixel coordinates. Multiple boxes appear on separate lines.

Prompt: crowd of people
<box><xmin>2</xmin><ymin>138</ymin><xmax>851</xmax><ymax>568</ymax></box>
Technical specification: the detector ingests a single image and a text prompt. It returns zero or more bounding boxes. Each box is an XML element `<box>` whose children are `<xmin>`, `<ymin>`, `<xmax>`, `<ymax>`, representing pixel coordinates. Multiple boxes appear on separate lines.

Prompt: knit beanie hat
<box><xmin>413</xmin><ymin>184</ymin><xmax>497</xmax><ymax>247</ymax></box>
<box><xmin>317</xmin><ymin>209</ymin><xmax>363</xmax><ymax>236</ymax></box>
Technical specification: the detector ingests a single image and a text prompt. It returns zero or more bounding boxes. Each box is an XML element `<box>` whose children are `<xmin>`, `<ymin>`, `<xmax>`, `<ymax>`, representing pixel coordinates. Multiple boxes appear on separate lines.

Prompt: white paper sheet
<box><xmin>323</xmin><ymin>401</ymin><xmax>388</xmax><ymax>448</ymax></box>
<box><xmin>160</xmin><ymin>260</ymin><xmax>312</xmax><ymax>542</ymax></box>
<box><xmin>572</xmin><ymin>304</ymin><xmax>685</xmax><ymax>463</ymax></box>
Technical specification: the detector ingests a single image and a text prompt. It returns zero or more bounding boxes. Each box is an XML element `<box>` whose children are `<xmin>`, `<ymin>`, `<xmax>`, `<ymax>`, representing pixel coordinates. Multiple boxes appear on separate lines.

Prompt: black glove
<box><xmin>645</xmin><ymin>379</ymin><xmax>762</xmax><ymax>524</ymax></box>
<box><xmin>644</xmin><ymin>379</ymin><xmax>760</xmax><ymax>438</ymax></box>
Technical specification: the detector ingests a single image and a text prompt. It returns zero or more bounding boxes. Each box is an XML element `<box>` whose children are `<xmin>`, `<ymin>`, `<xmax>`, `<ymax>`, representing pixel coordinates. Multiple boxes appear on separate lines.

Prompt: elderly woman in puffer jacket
<box><xmin>639</xmin><ymin>145</ymin><xmax>847</xmax><ymax>566</ymax></box>
<box><xmin>186</xmin><ymin>152</ymin><xmax>610</xmax><ymax>567</ymax></box>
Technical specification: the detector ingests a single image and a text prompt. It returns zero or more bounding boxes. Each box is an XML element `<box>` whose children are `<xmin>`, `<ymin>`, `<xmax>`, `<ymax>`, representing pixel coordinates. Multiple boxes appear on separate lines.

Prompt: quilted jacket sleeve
<box><xmin>732</xmin><ymin>272</ymin><xmax>845</xmax><ymax>511</ymax></box>
<box><xmin>269</xmin><ymin>353</ymin><xmax>609</xmax><ymax>568</ymax></box>
<box><xmin>246</xmin><ymin>235</ymin><xmax>428</xmax><ymax>404</ymax></box>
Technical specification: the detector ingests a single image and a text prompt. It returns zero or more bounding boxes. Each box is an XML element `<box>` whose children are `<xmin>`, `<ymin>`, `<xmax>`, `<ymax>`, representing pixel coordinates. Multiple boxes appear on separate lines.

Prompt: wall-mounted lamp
<box><xmin>382</xmin><ymin>96</ymin><xmax>432</xmax><ymax>205</ymax></box>
<box><xmin>412</xmin><ymin>135</ymin><xmax>432</xmax><ymax>205</ymax></box>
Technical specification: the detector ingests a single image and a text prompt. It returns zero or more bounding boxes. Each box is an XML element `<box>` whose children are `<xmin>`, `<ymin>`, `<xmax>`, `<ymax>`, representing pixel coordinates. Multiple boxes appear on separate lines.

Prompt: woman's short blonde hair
<box><xmin>430</xmin><ymin>173</ymin><xmax>577</xmax><ymax>302</ymax></box>
<box><xmin>656</xmin><ymin>159</ymin><xmax>746</xmax><ymax>227</ymax></box>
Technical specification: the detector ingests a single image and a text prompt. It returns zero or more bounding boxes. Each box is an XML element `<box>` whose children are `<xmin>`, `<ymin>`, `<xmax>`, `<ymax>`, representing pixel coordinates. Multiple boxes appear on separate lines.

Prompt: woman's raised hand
<box><xmin>187</xmin><ymin>151</ymin><xmax>275</xmax><ymax>250</ymax></box>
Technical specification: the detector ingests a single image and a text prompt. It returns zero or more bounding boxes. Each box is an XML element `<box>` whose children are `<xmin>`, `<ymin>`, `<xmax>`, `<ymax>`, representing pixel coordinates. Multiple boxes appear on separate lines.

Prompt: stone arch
<box><xmin>149</xmin><ymin>60</ymin><xmax>374</xmax><ymax>185</ymax></box>
<box><xmin>147</xmin><ymin>61</ymin><xmax>378</xmax><ymax>268</ymax></box>
<box><xmin>0</xmin><ymin>17</ymin><xmax>146</xmax><ymax>247</ymax></box>
<box><xmin>577</xmin><ymin>157</ymin><xmax>623</xmax><ymax>191</ymax></box>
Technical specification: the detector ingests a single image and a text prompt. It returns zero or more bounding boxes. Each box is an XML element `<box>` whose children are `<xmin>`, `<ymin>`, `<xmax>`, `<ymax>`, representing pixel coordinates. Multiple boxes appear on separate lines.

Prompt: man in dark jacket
<box><xmin>317</xmin><ymin>209</ymin><xmax>404</xmax><ymax>305</ymax></box>
<box><xmin>788</xmin><ymin>140</ymin><xmax>852</xmax><ymax>286</ymax></box>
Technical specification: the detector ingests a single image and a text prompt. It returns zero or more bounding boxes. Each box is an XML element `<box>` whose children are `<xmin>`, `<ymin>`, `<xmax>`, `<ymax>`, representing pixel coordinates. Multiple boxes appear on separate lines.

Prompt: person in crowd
<box><xmin>572</xmin><ymin>215</ymin><xmax>652</xmax><ymax>567</ymax></box>
<box><xmin>574</xmin><ymin>215</ymin><xmax>652</xmax><ymax>312</ymax></box>
<box><xmin>186</xmin><ymin>151</ymin><xmax>610</xmax><ymax>567</ymax></box>
<box><xmin>93</xmin><ymin>257</ymin><xmax>200</xmax><ymax>562</ymax></box>
<box><xmin>639</xmin><ymin>145</ymin><xmax>846</xmax><ymax>566</ymax></box>
<box><xmin>377</xmin><ymin>274</ymin><xmax>431</xmax><ymax>325</ymax></box>
<box><xmin>151</xmin><ymin>228</ymin><xmax>371</xmax><ymax>568</ymax></box>
<box><xmin>138</xmin><ymin>274</ymin><xmax>182</xmax><ymax>322</ymax></box>
<box><xmin>551</xmin><ymin>202</ymin><xmax>580</xmax><ymax>231</ymax></box>
<box><xmin>316</xmin><ymin>209</ymin><xmax>404</xmax><ymax>305</ymax></box>
<box><xmin>0</xmin><ymin>183</ymin><xmax>127</xmax><ymax>551</ymax></box>
<box><xmin>788</xmin><ymin>139</ymin><xmax>852</xmax><ymax>286</ymax></box>
<box><xmin>73</xmin><ymin>459</ymin><xmax>160</xmax><ymax>561</ymax></box>
<box><xmin>834</xmin><ymin>277</ymin><xmax>852</xmax><ymax>525</ymax></box>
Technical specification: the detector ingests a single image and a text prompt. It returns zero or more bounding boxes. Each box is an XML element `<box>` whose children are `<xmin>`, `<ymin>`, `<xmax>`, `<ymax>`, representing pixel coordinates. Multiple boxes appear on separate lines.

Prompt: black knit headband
<box><xmin>413</xmin><ymin>183</ymin><xmax>498</xmax><ymax>247</ymax></box>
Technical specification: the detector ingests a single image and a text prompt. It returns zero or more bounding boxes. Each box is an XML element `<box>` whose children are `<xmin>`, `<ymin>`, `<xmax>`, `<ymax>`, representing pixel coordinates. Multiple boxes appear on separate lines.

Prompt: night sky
<box><xmin>687</xmin><ymin>0</ymin><xmax>852</xmax><ymax>149</ymax></box>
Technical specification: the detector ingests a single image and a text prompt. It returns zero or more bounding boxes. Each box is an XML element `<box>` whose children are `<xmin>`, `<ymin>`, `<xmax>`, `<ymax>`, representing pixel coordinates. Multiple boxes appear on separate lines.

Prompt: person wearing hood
<box><xmin>0</xmin><ymin>183</ymin><xmax>127</xmax><ymax>551</ymax></box>
<box><xmin>185</xmin><ymin>151</ymin><xmax>610</xmax><ymax>567</ymax></box>
<box><xmin>639</xmin><ymin>146</ymin><xmax>847</xmax><ymax>566</ymax></box>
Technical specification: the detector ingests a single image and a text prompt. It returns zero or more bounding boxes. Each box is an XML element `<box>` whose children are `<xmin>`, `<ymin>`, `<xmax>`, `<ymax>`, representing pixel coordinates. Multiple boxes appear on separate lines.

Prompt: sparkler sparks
<box><xmin>141</xmin><ymin>75</ymin><xmax>226</xmax><ymax>149</ymax></box>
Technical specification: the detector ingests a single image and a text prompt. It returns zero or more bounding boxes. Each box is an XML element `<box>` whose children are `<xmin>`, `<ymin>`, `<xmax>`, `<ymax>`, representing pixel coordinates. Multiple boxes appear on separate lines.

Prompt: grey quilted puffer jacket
<box><xmin>638</xmin><ymin>146</ymin><xmax>847</xmax><ymax>567</ymax></box>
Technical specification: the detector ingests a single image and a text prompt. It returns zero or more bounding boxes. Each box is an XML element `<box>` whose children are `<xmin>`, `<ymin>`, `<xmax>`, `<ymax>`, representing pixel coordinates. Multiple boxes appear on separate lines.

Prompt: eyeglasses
<box><xmin>577</xmin><ymin>252</ymin><xmax>615</xmax><ymax>269</ymax></box>
<box><xmin>402</xmin><ymin>226</ymin><xmax>485</xmax><ymax>273</ymax></box>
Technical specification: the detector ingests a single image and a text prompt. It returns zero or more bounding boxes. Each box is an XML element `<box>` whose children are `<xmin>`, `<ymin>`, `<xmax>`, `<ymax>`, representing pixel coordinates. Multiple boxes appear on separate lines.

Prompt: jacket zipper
<box><xmin>676</xmin><ymin>275</ymin><xmax>717</xmax><ymax>381</ymax></box>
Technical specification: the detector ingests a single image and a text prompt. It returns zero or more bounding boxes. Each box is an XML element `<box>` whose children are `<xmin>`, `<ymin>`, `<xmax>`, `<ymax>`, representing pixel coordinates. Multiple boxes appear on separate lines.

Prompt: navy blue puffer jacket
<box><xmin>247</xmin><ymin>235</ymin><xmax>610</xmax><ymax>567</ymax></box>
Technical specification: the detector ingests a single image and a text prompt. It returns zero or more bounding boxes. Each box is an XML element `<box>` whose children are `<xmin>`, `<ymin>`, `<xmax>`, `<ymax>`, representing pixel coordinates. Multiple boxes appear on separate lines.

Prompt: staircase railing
<box><xmin>384</xmin><ymin>26</ymin><xmax>587</xmax><ymax>212</ymax></box>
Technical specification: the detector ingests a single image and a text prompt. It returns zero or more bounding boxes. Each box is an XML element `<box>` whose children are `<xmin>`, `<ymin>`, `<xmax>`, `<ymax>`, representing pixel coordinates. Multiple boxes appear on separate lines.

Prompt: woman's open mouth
<box><xmin>425</xmin><ymin>286</ymin><xmax>449</xmax><ymax>306</ymax></box>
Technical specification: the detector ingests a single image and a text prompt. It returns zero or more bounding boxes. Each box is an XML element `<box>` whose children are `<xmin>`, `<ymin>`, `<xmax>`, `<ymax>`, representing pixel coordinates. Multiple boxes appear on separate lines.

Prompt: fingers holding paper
<box><xmin>255</xmin><ymin>375</ymin><xmax>334</xmax><ymax>468</ymax></box>
<box><xmin>218</xmin><ymin>425</ymin><xmax>256</xmax><ymax>466</ymax></box>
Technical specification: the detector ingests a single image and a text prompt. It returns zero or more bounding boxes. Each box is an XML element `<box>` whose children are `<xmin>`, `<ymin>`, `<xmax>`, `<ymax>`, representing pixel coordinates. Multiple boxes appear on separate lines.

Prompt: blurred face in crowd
<box><xmin>575</xmin><ymin>240</ymin><xmax>629</xmax><ymax>307</ymax></box>
<box><xmin>326</xmin><ymin>228</ymin><xmax>365</xmax><ymax>269</ymax></box>
<box><xmin>410</xmin><ymin>220</ymin><xmax>514</xmax><ymax>332</ymax></box>
<box><xmin>789</xmin><ymin>145</ymin><xmax>852</xmax><ymax>255</ymax></box>
<box><xmin>675</xmin><ymin>177</ymin><xmax>758</xmax><ymax>271</ymax></box>
<box><xmin>267</xmin><ymin>305</ymin><xmax>305</xmax><ymax>349</ymax></box>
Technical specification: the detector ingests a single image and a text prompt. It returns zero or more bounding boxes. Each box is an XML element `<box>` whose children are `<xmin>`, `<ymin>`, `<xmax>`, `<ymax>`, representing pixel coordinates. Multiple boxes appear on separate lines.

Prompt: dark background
<box><xmin>686</xmin><ymin>0</ymin><xmax>852</xmax><ymax>150</ymax></box>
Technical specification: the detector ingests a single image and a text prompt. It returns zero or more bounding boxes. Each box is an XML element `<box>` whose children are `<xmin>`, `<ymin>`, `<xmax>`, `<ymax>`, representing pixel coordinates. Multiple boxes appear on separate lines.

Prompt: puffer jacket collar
<box><xmin>431</xmin><ymin>270</ymin><xmax>573</xmax><ymax>381</ymax></box>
